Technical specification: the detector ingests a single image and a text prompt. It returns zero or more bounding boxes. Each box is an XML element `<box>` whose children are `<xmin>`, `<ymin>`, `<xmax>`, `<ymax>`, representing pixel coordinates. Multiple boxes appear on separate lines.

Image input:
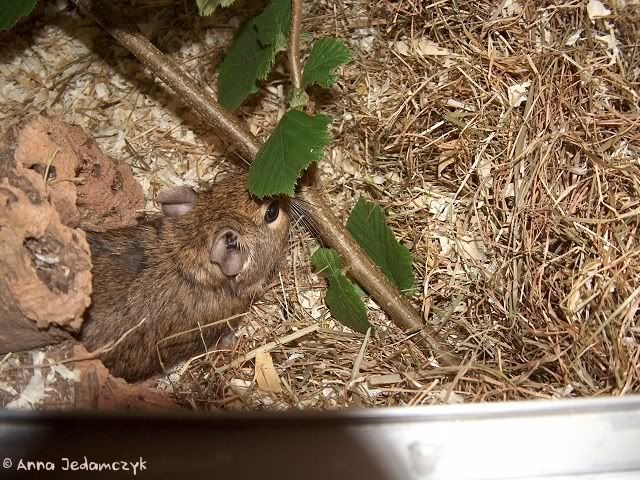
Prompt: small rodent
<box><xmin>80</xmin><ymin>173</ymin><xmax>290</xmax><ymax>381</ymax></box>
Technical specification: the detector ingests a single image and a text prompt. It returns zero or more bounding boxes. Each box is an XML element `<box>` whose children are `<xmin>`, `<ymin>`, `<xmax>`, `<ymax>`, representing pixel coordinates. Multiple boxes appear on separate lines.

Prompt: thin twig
<box><xmin>351</xmin><ymin>327</ymin><xmax>371</xmax><ymax>381</ymax></box>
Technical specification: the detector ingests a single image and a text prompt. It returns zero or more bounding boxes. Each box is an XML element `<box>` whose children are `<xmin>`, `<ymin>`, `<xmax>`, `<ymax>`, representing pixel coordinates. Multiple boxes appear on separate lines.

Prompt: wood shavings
<box><xmin>595</xmin><ymin>33</ymin><xmax>621</xmax><ymax>65</ymax></box>
<box><xmin>254</xmin><ymin>351</ymin><xmax>283</xmax><ymax>394</ymax></box>
<box><xmin>507</xmin><ymin>81</ymin><xmax>531</xmax><ymax>108</ymax></box>
<box><xmin>587</xmin><ymin>0</ymin><xmax>612</xmax><ymax>20</ymax></box>
<box><xmin>6</xmin><ymin>352</ymin><xmax>48</xmax><ymax>409</ymax></box>
<box><xmin>455</xmin><ymin>236</ymin><xmax>488</xmax><ymax>263</ymax></box>
<box><xmin>416</xmin><ymin>39</ymin><xmax>451</xmax><ymax>57</ymax></box>
<box><xmin>501</xmin><ymin>0</ymin><xmax>523</xmax><ymax>17</ymax></box>
<box><xmin>298</xmin><ymin>289</ymin><xmax>324</xmax><ymax>320</ymax></box>
<box><xmin>394</xmin><ymin>38</ymin><xmax>452</xmax><ymax>58</ymax></box>
<box><xmin>566</xmin><ymin>30</ymin><xmax>583</xmax><ymax>46</ymax></box>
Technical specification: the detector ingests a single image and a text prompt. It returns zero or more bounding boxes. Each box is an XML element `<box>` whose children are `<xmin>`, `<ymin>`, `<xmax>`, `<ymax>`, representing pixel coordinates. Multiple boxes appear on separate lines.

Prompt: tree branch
<box><xmin>69</xmin><ymin>0</ymin><xmax>461</xmax><ymax>367</ymax></box>
<box><xmin>288</xmin><ymin>0</ymin><xmax>303</xmax><ymax>90</ymax></box>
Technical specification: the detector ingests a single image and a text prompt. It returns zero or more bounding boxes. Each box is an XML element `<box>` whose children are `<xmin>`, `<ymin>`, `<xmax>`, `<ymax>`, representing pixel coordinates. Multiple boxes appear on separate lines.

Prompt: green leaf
<box><xmin>254</xmin><ymin>0</ymin><xmax>290</xmax><ymax>51</ymax></box>
<box><xmin>217</xmin><ymin>0</ymin><xmax>291</xmax><ymax>110</ymax></box>
<box><xmin>248</xmin><ymin>110</ymin><xmax>331</xmax><ymax>198</ymax></box>
<box><xmin>311</xmin><ymin>247</ymin><xmax>344</xmax><ymax>278</ymax></box>
<box><xmin>346</xmin><ymin>197</ymin><xmax>415</xmax><ymax>292</ymax></box>
<box><xmin>302</xmin><ymin>38</ymin><xmax>352</xmax><ymax>89</ymax></box>
<box><xmin>325</xmin><ymin>275</ymin><xmax>372</xmax><ymax>334</ymax></box>
<box><xmin>197</xmin><ymin>0</ymin><xmax>236</xmax><ymax>16</ymax></box>
<box><xmin>311</xmin><ymin>248</ymin><xmax>372</xmax><ymax>334</ymax></box>
<box><xmin>352</xmin><ymin>283</ymin><xmax>367</xmax><ymax>298</ymax></box>
<box><xmin>217</xmin><ymin>22</ymin><xmax>270</xmax><ymax>109</ymax></box>
<box><xmin>0</xmin><ymin>0</ymin><xmax>38</xmax><ymax>31</ymax></box>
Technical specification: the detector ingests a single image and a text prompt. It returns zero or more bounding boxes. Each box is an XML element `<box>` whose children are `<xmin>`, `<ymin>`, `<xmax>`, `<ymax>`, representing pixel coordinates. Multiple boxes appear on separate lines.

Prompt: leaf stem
<box><xmin>288</xmin><ymin>0</ymin><xmax>303</xmax><ymax>90</ymax></box>
<box><xmin>68</xmin><ymin>0</ymin><xmax>461</xmax><ymax>367</ymax></box>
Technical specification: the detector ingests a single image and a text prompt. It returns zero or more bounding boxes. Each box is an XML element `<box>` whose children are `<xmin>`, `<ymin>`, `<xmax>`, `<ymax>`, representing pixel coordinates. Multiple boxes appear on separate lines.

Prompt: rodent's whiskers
<box><xmin>290</xmin><ymin>197</ymin><xmax>320</xmax><ymax>238</ymax></box>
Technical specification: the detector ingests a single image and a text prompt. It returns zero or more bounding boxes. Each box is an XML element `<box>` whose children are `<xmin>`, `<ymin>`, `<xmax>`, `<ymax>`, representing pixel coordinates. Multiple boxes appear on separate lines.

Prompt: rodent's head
<box><xmin>156</xmin><ymin>174</ymin><xmax>290</xmax><ymax>297</ymax></box>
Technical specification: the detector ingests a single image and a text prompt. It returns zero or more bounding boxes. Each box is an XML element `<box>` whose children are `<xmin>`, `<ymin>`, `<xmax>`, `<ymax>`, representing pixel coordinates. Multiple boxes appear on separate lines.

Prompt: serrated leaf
<box><xmin>346</xmin><ymin>197</ymin><xmax>415</xmax><ymax>292</ymax></box>
<box><xmin>311</xmin><ymin>248</ymin><xmax>346</xmax><ymax>278</ymax></box>
<box><xmin>254</xmin><ymin>0</ymin><xmax>290</xmax><ymax>51</ymax></box>
<box><xmin>217</xmin><ymin>22</ymin><xmax>270</xmax><ymax>109</ymax></box>
<box><xmin>302</xmin><ymin>38</ymin><xmax>352</xmax><ymax>89</ymax></box>
<box><xmin>196</xmin><ymin>0</ymin><xmax>235</xmax><ymax>16</ymax></box>
<box><xmin>311</xmin><ymin>248</ymin><xmax>372</xmax><ymax>334</ymax></box>
<box><xmin>0</xmin><ymin>0</ymin><xmax>38</xmax><ymax>31</ymax></box>
<box><xmin>217</xmin><ymin>0</ymin><xmax>291</xmax><ymax>110</ymax></box>
<box><xmin>325</xmin><ymin>274</ymin><xmax>371</xmax><ymax>334</ymax></box>
<box><xmin>248</xmin><ymin>110</ymin><xmax>331</xmax><ymax>198</ymax></box>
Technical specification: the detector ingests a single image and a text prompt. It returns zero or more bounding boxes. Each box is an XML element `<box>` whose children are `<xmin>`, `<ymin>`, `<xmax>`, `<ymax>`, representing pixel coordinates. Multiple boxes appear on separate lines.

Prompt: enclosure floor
<box><xmin>0</xmin><ymin>0</ymin><xmax>638</xmax><ymax>409</ymax></box>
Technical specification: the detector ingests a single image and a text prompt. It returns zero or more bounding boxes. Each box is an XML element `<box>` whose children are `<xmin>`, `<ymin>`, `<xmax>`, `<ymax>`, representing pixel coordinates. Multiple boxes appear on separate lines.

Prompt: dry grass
<box><xmin>303</xmin><ymin>0</ymin><xmax>640</xmax><ymax>402</ymax></box>
<box><xmin>1</xmin><ymin>0</ymin><xmax>639</xmax><ymax>409</ymax></box>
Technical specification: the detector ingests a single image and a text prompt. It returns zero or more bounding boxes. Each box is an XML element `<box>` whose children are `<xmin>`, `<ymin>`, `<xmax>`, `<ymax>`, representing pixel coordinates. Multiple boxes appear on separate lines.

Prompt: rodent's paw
<box><xmin>217</xmin><ymin>331</ymin><xmax>238</xmax><ymax>351</ymax></box>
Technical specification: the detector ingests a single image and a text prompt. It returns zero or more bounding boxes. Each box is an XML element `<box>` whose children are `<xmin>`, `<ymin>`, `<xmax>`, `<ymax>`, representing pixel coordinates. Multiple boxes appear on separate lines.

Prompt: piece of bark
<box><xmin>0</xmin><ymin>115</ymin><xmax>145</xmax><ymax>354</ymax></box>
<box><xmin>0</xmin><ymin>126</ymin><xmax>91</xmax><ymax>353</ymax></box>
<box><xmin>17</xmin><ymin>115</ymin><xmax>145</xmax><ymax>232</ymax></box>
<box><xmin>72</xmin><ymin>345</ymin><xmax>180</xmax><ymax>411</ymax></box>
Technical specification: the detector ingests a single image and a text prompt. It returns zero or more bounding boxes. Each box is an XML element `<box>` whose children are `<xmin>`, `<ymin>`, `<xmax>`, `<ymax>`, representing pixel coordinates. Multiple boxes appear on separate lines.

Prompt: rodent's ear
<box><xmin>210</xmin><ymin>229</ymin><xmax>248</xmax><ymax>277</ymax></box>
<box><xmin>156</xmin><ymin>186</ymin><xmax>197</xmax><ymax>216</ymax></box>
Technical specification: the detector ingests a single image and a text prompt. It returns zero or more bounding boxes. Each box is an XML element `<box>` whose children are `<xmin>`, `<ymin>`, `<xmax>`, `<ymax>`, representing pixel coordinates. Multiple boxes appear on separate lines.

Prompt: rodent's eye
<box><xmin>264</xmin><ymin>201</ymin><xmax>280</xmax><ymax>224</ymax></box>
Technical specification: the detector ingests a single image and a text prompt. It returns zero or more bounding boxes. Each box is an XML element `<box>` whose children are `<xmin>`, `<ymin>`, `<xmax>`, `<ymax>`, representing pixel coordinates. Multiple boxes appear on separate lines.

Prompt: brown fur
<box><xmin>80</xmin><ymin>174</ymin><xmax>290</xmax><ymax>381</ymax></box>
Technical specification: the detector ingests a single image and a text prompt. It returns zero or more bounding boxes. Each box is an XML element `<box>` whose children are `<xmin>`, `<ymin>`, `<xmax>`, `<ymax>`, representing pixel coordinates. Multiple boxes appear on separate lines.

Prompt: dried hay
<box><xmin>1</xmin><ymin>0</ymin><xmax>638</xmax><ymax>409</ymax></box>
